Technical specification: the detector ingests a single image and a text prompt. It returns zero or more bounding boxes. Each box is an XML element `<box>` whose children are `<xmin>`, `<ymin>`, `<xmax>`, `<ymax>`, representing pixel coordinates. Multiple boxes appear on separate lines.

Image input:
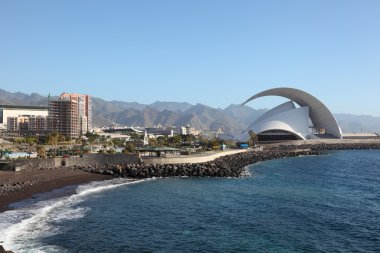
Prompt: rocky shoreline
<box><xmin>0</xmin><ymin>149</ymin><xmax>317</xmax><ymax>211</ymax></box>
<box><xmin>265</xmin><ymin>142</ymin><xmax>380</xmax><ymax>151</ymax></box>
<box><xmin>79</xmin><ymin>150</ymin><xmax>320</xmax><ymax>178</ymax></box>
<box><xmin>0</xmin><ymin>168</ymin><xmax>111</xmax><ymax>212</ymax></box>
<box><xmin>2</xmin><ymin>142</ymin><xmax>380</xmax><ymax>212</ymax></box>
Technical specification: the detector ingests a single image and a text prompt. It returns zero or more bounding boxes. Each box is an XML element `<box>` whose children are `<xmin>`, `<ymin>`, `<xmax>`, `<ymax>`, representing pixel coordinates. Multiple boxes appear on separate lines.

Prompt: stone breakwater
<box><xmin>80</xmin><ymin>150</ymin><xmax>320</xmax><ymax>179</ymax></box>
<box><xmin>266</xmin><ymin>142</ymin><xmax>380</xmax><ymax>151</ymax></box>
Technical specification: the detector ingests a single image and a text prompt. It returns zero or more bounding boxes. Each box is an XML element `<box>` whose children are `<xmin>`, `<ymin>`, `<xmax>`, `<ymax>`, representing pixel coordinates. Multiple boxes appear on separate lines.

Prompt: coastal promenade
<box><xmin>142</xmin><ymin>149</ymin><xmax>253</xmax><ymax>165</ymax></box>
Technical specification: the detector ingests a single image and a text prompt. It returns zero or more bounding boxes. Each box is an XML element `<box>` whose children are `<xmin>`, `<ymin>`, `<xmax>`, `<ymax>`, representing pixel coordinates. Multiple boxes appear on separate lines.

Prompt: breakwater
<box><xmin>265</xmin><ymin>142</ymin><xmax>380</xmax><ymax>151</ymax></box>
<box><xmin>80</xmin><ymin>150</ymin><xmax>319</xmax><ymax>178</ymax></box>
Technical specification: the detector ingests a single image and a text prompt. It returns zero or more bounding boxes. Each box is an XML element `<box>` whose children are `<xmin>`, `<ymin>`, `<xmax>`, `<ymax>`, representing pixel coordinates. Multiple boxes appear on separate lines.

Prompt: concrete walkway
<box><xmin>142</xmin><ymin>149</ymin><xmax>251</xmax><ymax>165</ymax></box>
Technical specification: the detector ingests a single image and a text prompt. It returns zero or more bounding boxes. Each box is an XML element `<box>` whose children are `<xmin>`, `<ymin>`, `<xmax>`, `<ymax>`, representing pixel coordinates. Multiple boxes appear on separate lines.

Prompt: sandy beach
<box><xmin>0</xmin><ymin>168</ymin><xmax>112</xmax><ymax>212</ymax></box>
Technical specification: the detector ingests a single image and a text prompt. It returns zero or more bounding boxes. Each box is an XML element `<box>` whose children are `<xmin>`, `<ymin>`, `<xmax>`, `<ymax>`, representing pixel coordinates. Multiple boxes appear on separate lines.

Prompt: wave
<box><xmin>0</xmin><ymin>178</ymin><xmax>152</xmax><ymax>253</ymax></box>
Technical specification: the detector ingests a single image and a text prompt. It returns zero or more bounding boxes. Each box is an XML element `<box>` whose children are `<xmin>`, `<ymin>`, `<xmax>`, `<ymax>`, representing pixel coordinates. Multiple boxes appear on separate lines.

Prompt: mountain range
<box><xmin>0</xmin><ymin>89</ymin><xmax>379</xmax><ymax>135</ymax></box>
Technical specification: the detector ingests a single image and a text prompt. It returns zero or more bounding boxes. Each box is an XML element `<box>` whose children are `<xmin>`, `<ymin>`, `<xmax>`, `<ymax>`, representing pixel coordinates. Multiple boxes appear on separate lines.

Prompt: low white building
<box><xmin>0</xmin><ymin>105</ymin><xmax>49</xmax><ymax>129</ymax></box>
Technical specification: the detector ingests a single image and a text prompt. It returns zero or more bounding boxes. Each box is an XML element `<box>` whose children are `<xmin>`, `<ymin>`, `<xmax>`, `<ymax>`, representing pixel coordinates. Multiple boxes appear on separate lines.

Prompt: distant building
<box><xmin>29</xmin><ymin>115</ymin><xmax>49</xmax><ymax>132</ymax></box>
<box><xmin>179</xmin><ymin>125</ymin><xmax>194</xmax><ymax>135</ymax></box>
<box><xmin>146</xmin><ymin>127</ymin><xmax>174</xmax><ymax>137</ymax></box>
<box><xmin>48</xmin><ymin>99</ymin><xmax>80</xmax><ymax>139</ymax></box>
<box><xmin>6</xmin><ymin>116</ymin><xmax>19</xmax><ymax>132</ymax></box>
<box><xmin>180</xmin><ymin>126</ymin><xmax>187</xmax><ymax>135</ymax></box>
<box><xmin>6</xmin><ymin>115</ymin><xmax>48</xmax><ymax>134</ymax></box>
<box><xmin>102</xmin><ymin>126</ymin><xmax>143</xmax><ymax>134</ymax></box>
<box><xmin>60</xmin><ymin>93</ymin><xmax>92</xmax><ymax>134</ymax></box>
<box><xmin>0</xmin><ymin>105</ymin><xmax>49</xmax><ymax>129</ymax></box>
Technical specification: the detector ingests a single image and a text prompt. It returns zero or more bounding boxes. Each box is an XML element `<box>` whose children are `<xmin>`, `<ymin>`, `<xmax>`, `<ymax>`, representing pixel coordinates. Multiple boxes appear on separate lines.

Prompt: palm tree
<box><xmin>248</xmin><ymin>130</ymin><xmax>258</xmax><ymax>147</ymax></box>
<box><xmin>48</xmin><ymin>132</ymin><xmax>60</xmax><ymax>157</ymax></box>
<box><xmin>37</xmin><ymin>146</ymin><xmax>46</xmax><ymax>158</ymax></box>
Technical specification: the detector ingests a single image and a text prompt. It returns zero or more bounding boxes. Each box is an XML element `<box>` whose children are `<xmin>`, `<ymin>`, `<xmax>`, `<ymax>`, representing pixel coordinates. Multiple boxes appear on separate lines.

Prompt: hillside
<box><xmin>0</xmin><ymin>89</ymin><xmax>379</xmax><ymax>134</ymax></box>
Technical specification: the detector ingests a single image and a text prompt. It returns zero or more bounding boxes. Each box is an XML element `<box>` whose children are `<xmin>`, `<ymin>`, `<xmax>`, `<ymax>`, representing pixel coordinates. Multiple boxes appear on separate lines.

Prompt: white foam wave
<box><xmin>0</xmin><ymin>177</ymin><xmax>151</xmax><ymax>253</ymax></box>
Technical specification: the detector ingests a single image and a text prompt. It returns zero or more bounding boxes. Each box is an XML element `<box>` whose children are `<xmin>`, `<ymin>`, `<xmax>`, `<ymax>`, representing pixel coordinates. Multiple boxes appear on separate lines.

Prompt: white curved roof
<box><xmin>242</xmin><ymin>87</ymin><xmax>342</xmax><ymax>139</ymax></box>
<box><xmin>240</xmin><ymin>102</ymin><xmax>310</xmax><ymax>140</ymax></box>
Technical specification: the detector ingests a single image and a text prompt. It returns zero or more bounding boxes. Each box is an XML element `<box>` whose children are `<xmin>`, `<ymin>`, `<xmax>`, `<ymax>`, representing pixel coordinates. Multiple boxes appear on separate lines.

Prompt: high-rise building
<box><xmin>59</xmin><ymin>93</ymin><xmax>92</xmax><ymax>134</ymax></box>
<box><xmin>48</xmin><ymin>99</ymin><xmax>80</xmax><ymax>139</ymax></box>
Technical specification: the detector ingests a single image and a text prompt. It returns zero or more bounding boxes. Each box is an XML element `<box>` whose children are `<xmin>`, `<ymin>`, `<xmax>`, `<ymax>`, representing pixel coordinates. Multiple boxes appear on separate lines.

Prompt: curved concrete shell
<box><xmin>239</xmin><ymin>101</ymin><xmax>311</xmax><ymax>141</ymax></box>
<box><xmin>242</xmin><ymin>87</ymin><xmax>342</xmax><ymax>139</ymax></box>
<box><xmin>243</xmin><ymin>101</ymin><xmax>309</xmax><ymax>140</ymax></box>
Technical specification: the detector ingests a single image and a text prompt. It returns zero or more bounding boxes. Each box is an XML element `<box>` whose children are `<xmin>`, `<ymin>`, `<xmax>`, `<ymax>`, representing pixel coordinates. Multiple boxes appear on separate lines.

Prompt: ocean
<box><xmin>0</xmin><ymin>150</ymin><xmax>379</xmax><ymax>252</ymax></box>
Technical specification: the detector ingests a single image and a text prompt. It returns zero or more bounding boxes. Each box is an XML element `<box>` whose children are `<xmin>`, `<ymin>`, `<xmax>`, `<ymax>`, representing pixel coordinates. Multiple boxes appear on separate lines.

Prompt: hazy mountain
<box><xmin>0</xmin><ymin>89</ymin><xmax>49</xmax><ymax>106</ymax></box>
<box><xmin>149</xmin><ymin>101</ymin><xmax>193</xmax><ymax>112</ymax></box>
<box><xmin>0</xmin><ymin>89</ymin><xmax>379</xmax><ymax>135</ymax></box>
<box><xmin>223</xmin><ymin>104</ymin><xmax>268</xmax><ymax>126</ymax></box>
<box><xmin>335</xmin><ymin>113</ymin><xmax>380</xmax><ymax>133</ymax></box>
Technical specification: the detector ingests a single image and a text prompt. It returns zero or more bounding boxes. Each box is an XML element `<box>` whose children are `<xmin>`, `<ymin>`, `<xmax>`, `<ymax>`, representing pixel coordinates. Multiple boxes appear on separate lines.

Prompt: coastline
<box><xmin>0</xmin><ymin>149</ymin><xmax>315</xmax><ymax>213</ymax></box>
<box><xmin>0</xmin><ymin>168</ymin><xmax>112</xmax><ymax>213</ymax></box>
<box><xmin>2</xmin><ymin>140</ymin><xmax>380</xmax><ymax>213</ymax></box>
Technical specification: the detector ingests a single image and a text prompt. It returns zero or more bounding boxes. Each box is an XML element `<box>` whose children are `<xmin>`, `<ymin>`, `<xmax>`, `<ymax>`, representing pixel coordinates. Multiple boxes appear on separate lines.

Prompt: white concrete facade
<box><xmin>0</xmin><ymin>106</ymin><xmax>49</xmax><ymax>129</ymax></box>
<box><xmin>241</xmin><ymin>87</ymin><xmax>342</xmax><ymax>140</ymax></box>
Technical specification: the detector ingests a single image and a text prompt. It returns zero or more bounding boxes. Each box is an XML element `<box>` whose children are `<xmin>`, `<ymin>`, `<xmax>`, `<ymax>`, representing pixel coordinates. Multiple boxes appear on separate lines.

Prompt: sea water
<box><xmin>0</xmin><ymin>150</ymin><xmax>379</xmax><ymax>252</ymax></box>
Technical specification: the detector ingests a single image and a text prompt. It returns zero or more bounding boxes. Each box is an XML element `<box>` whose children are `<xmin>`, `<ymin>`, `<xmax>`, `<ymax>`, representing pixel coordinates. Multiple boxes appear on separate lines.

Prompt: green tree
<box><xmin>112</xmin><ymin>138</ymin><xmax>126</xmax><ymax>147</ymax></box>
<box><xmin>25</xmin><ymin>136</ymin><xmax>37</xmax><ymax>146</ymax></box>
<box><xmin>124</xmin><ymin>142</ymin><xmax>136</xmax><ymax>153</ymax></box>
<box><xmin>85</xmin><ymin>132</ymin><xmax>100</xmax><ymax>144</ymax></box>
<box><xmin>157</xmin><ymin>136</ymin><xmax>168</xmax><ymax>147</ymax></box>
<box><xmin>47</xmin><ymin>132</ymin><xmax>60</xmax><ymax>157</ymax></box>
<box><xmin>99</xmin><ymin>135</ymin><xmax>108</xmax><ymax>145</ymax></box>
<box><xmin>14</xmin><ymin>137</ymin><xmax>25</xmax><ymax>144</ymax></box>
<box><xmin>248</xmin><ymin>130</ymin><xmax>258</xmax><ymax>147</ymax></box>
<box><xmin>184</xmin><ymin>134</ymin><xmax>196</xmax><ymax>144</ymax></box>
<box><xmin>209</xmin><ymin>138</ymin><xmax>219</xmax><ymax>148</ymax></box>
<box><xmin>129</xmin><ymin>132</ymin><xmax>143</xmax><ymax>141</ymax></box>
<box><xmin>149</xmin><ymin>138</ymin><xmax>157</xmax><ymax>147</ymax></box>
<box><xmin>168</xmin><ymin>135</ymin><xmax>182</xmax><ymax>147</ymax></box>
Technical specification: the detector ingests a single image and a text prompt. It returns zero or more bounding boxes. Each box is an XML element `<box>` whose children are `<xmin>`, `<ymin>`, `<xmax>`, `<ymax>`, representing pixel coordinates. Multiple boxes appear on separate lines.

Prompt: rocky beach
<box><xmin>0</xmin><ymin>168</ymin><xmax>111</xmax><ymax>212</ymax></box>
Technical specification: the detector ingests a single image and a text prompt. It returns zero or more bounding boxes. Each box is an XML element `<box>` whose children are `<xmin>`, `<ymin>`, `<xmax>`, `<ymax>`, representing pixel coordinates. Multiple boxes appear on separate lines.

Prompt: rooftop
<box><xmin>136</xmin><ymin>147</ymin><xmax>181</xmax><ymax>152</ymax></box>
<box><xmin>0</xmin><ymin>105</ymin><xmax>48</xmax><ymax>110</ymax></box>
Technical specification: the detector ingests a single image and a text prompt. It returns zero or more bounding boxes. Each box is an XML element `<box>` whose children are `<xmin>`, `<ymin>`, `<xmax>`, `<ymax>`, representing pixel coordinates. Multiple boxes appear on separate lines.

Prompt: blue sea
<box><xmin>1</xmin><ymin>150</ymin><xmax>379</xmax><ymax>252</ymax></box>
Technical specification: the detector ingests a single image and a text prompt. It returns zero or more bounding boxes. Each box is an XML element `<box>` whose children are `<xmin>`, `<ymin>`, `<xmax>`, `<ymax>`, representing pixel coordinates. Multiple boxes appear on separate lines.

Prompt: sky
<box><xmin>0</xmin><ymin>0</ymin><xmax>379</xmax><ymax>116</ymax></box>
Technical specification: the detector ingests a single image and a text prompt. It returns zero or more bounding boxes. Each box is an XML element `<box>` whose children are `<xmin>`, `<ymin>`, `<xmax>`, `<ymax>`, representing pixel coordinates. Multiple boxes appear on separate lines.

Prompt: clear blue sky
<box><xmin>0</xmin><ymin>0</ymin><xmax>379</xmax><ymax>116</ymax></box>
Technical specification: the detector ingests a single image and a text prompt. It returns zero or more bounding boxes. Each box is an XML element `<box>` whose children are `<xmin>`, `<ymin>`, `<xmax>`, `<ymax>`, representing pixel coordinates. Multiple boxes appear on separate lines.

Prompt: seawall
<box><xmin>10</xmin><ymin>153</ymin><xmax>140</xmax><ymax>172</ymax></box>
<box><xmin>84</xmin><ymin>150</ymin><xmax>319</xmax><ymax>178</ymax></box>
<box><xmin>264</xmin><ymin>140</ymin><xmax>380</xmax><ymax>151</ymax></box>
